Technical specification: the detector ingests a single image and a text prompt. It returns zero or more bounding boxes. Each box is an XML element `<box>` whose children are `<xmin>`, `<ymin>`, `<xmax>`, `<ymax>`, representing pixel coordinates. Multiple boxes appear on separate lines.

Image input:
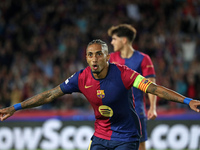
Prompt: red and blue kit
<box><xmin>60</xmin><ymin>63</ymin><xmax>152</xmax><ymax>142</ymax></box>
<box><xmin>110</xmin><ymin>51</ymin><xmax>156</xmax><ymax>118</ymax></box>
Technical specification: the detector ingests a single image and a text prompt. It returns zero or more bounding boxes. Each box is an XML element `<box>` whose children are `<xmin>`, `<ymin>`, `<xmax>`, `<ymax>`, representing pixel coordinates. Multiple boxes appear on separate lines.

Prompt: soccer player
<box><xmin>0</xmin><ymin>39</ymin><xmax>200</xmax><ymax>150</ymax></box>
<box><xmin>108</xmin><ymin>24</ymin><xmax>157</xmax><ymax>150</ymax></box>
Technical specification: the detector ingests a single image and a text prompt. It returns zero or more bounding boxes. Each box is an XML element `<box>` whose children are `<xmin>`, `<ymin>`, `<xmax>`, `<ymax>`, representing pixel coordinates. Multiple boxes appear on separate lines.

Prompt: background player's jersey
<box><xmin>110</xmin><ymin>51</ymin><xmax>156</xmax><ymax>118</ymax></box>
<box><xmin>60</xmin><ymin>63</ymin><xmax>141</xmax><ymax>142</ymax></box>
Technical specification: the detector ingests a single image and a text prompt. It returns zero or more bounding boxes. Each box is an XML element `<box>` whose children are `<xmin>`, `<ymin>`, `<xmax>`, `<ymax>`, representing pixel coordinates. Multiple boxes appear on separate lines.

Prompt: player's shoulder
<box><xmin>79</xmin><ymin>66</ymin><xmax>91</xmax><ymax>75</ymax></box>
<box><xmin>110</xmin><ymin>62</ymin><xmax>123</xmax><ymax>67</ymax></box>
<box><xmin>73</xmin><ymin>66</ymin><xmax>91</xmax><ymax>80</ymax></box>
<box><xmin>75</xmin><ymin>67</ymin><xmax>92</xmax><ymax>86</ymax></box>
<box><xmin>110</xmin><ymin>62</ymin><xmax>131</xmax><ymax>71</ymax></box>
<box><xmin>135</xmin><ymin>50</ymin><xmax>152</xmax><ymax>62</ymax></box>
<box><xmin>110</xmin><ymin>51</ymin><xmax>120</xmax><ymax>57</ymax></box>
<box><xmin>137</xmin><ymin>51</ymin><xmax>151</xmax><ymax>59</ymax></box>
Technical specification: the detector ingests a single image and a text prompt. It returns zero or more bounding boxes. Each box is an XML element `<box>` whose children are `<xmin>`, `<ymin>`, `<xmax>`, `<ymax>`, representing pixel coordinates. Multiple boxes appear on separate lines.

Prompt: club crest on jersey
<box><xmin>97</xmin><ymin>90</ymin><xmax>105</xmax><ymax>99</ymax></box>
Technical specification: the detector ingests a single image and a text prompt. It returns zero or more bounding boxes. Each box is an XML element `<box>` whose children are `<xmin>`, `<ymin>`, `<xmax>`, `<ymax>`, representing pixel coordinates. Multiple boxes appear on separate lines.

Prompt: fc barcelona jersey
<box><xmin>60</xmin><ymin>63</ymin><xmax>141</xmax><ymax>142</ymax></box>
<box><xmin>110</xmin><ymin>51</ymin><xmax>156</xmax><ymax>118</ymax></box>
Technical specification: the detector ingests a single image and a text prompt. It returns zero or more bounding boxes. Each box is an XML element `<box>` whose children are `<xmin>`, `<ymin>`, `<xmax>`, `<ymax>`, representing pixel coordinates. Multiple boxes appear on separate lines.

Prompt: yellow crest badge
<box><xmin>99</xmin><ymin>105</ymin><xmax>113</xmax><ymax>117</ymax></box>
<box><xmin>97</xmin><ymin>90</ymin><xmax>105</xmax><ymax>99</ymax></box>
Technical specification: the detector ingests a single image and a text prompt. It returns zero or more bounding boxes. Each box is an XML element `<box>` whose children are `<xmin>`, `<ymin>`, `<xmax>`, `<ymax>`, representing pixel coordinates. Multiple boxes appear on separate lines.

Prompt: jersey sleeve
<box><xmin>117</xmin><ymin>64</ymin><xmax>140</xmax><ymax>89</ymax></box>
<box><xmin>141</xmin><ymin>54</ymin><xmax>156</xmax><ymax>78</ymax></box>
<box><xmin>118</xmin><ymin>64</ymin><xmax>153</xmax><ymax>93</ymax></box>
<box><xmin>60</xmin><ymin>71</ymin><xmax>81</xmax><ymax>94</ymax></box>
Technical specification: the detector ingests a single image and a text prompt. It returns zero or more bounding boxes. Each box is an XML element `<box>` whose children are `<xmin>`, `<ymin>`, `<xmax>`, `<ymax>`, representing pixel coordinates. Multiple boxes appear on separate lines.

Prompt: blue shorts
<box><xmin>88</xmin><ymin>135</ymin><xmax>139</xmax><ymax>150</ymax></box>
<box><xmin>139</xmin><ymin>117</ymin><xmax>148</xmax><ymax>142</ymax></box>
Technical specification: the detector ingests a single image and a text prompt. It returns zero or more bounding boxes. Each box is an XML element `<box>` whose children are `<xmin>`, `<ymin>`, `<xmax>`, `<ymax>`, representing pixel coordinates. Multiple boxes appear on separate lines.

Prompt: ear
<box><xmin>106</xmin><ymin>54</ymin><xmax>110</xmax><ymax>62</ymax></box>
<box><xmin>122</xmin><ymin>37</ymin><xmax>127</xmax><ymax>44</ymax></box>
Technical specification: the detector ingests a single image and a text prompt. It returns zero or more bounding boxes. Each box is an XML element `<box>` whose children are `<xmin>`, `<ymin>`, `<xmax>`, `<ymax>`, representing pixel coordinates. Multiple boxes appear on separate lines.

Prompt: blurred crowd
<box><xmin>0</xmin><ymin>0</ymin><xmax>200</xmax><ymax>111</ymax></box>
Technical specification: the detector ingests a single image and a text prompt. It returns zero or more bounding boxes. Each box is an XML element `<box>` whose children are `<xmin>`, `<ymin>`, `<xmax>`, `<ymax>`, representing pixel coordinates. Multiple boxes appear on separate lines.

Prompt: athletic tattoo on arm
<box><xmin>161</xmin><ymin>90</ymin><xmax>179</xmax><ymax>103</ymax></box>
<box><xmin>147</xmin><ymin>83</ymin><xmax>184</xmax><ymax>103</ymax></box>
<box><xmin>21</xmin><ymin>86</ymin><xmax>64</xmax><ymax>109</ymax></box>
<box><xmin>147</xmin><ymin>83</ymin><xmax>157</xmax><ymax>94</ymax></box>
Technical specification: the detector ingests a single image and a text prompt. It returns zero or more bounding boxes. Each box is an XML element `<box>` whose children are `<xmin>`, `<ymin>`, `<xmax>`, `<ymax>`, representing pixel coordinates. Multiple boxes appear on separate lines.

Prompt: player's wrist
<box><xmin>149</xmin><ymin>105</ymin><xmax>156</xmax><ymax>110</ymax></box>
<box><xmin>13</xmin><ymin>103</ymin><xmax>22</xmax><ymax>111</ymax></box>
<box><xmin>183</xmin><ymin>97</ymin><xmax>193</xmax><ymax>105</ymax></box>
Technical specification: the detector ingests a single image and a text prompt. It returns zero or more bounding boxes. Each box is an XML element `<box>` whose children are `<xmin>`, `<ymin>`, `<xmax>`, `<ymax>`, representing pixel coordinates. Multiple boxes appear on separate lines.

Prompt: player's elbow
<box><xmin>146</xmin><ymin>83</ymin><xmax>161</xmax><ymax>97</ymax></box>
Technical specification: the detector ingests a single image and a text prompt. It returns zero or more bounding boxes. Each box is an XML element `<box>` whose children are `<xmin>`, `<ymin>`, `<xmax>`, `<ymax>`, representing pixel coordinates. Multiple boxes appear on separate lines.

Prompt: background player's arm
<box><xmin>147</xmin><ymin>77</ymin><xmax>157</xmax><ymax>120</ymax></box>
<box><xmin>140</xmin><ymin>55</ymin><xmax>157</xmax><ymax>119</ymax></box>
<box><xmin>0</xmin><ymin>86</ymin><xmax>65</xmax><ymax>121</ymax></box>
<box><xmin>146</xmin><ymin>83</ymin><xmax>200</xmax><ymax>112</ymax></box>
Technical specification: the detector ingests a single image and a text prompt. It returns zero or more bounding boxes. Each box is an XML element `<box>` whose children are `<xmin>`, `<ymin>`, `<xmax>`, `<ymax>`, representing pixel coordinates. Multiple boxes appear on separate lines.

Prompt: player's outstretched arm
<box><xmin>146</xmin><ymin>82</ymin><xmax>200</xmax><ymax>113</ymax></box>
<box><xmin>0</xmin><ymin>86</ymin><xmax>64</xmax><ymax>121</ymax></box>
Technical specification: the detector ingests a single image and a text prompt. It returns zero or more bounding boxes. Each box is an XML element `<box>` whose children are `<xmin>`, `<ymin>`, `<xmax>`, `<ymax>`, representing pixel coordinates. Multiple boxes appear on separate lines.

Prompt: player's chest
<box><xmin>80</xmin><ymin>78</ymin><xmax>127</xmax><ymax>105</ymax></box>
<box><xmin>124</xmin><ymin>58</ymin><xmax>142</xmax><ymax>72</ymax></box>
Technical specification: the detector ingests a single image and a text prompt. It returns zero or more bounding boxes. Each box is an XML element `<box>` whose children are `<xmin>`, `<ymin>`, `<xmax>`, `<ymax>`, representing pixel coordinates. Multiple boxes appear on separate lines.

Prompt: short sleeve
<box><xmin>116</xmin><ymin>64</ymin><xmax>140</xmax><ymax>89</ymax></box>
<box><xmin>141</xmin><ymin>54</ymin><xmax>156</xmax><ymax>78</ymax></box>
<box><xmin>60</xmin><ymin>71</ymin><xmax>81</xmax><ymax>94</ymax></box>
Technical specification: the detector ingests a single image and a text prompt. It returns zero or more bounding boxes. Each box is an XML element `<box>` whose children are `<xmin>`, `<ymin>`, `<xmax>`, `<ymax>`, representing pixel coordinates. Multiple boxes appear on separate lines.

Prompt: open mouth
<box><xmin>93</xmin><ymin>65</ymin><xmax>98</xmax><ymax>70</ymax></box>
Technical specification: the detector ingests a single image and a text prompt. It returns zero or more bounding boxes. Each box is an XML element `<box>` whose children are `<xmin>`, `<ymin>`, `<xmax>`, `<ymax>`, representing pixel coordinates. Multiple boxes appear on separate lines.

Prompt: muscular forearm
<box><xmin>147</xmin><ymin>83</ymin><xmax>185</xmax><ymax>103</ymax></box>
<box><xmin>20</xmin><ymin>86</ymin><xmax>64</xmax><ymax>109</ymax></box>
<box><xmin>21</xmin><ymin>91</ymin><xmax>52</xmax><ymax>109</ymax></box>
<box><xmin>0</xmin><ymin>86</ymin><xmax>65</xmax><ymax>121</ymax></box>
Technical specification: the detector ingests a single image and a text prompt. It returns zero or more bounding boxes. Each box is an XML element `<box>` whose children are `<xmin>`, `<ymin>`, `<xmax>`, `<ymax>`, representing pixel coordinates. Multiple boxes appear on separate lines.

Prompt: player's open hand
<box><xmin>189</xmin><ymin>100</ymin><xmax>200</xmax><ymax>113</ymax></box>
<box><xmin>0</xmin><ymin>106</ymin><xmax>16</xmax><ymax>121</ymax></box>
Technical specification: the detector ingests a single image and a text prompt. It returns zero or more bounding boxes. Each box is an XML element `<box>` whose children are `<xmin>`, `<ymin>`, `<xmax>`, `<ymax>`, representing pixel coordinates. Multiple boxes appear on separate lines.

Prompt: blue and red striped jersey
<box><xmin>60</xmin><ymin>63</ymin><xmax>141</xmax><ymax>142</ymax></box>
<box><xmin>110</xmin><ymin>51</ymin><xmax>156</xmax><ymax>118</ymax></box>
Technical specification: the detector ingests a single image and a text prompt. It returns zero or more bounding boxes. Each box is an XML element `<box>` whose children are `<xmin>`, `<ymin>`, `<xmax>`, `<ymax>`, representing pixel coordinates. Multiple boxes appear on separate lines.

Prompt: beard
<box><xmin>91</xmin><ymin>62</ymin><xmax>108</xmax><ymax>76</ymax></box>
<box><xmin>92</xmin><ymin>67</ymin><xmax>104</xmax><ymax>75</ymax></box>
<box><xmin>92</xmin><ymin>70</ymin><xmax>101</xmax><ymax>75</ymax></box>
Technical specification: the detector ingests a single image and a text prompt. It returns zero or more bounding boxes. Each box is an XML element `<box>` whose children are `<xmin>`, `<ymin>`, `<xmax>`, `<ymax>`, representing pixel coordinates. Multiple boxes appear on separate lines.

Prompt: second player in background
<box><xmin>108</xmin><ymin>24</ymin><xmax>157</xmax><ymax>150</ymax></box>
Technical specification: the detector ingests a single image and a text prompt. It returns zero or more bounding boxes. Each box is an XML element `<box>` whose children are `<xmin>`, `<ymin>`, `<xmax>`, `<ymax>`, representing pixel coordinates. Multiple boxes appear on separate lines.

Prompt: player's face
<box><xmin>111</xmin><ymin>34</ymin><xmax>124</xmax><ymax>52</ymax></box>
<box><xmin>86</xmin><ymin>43</ymin><xmax>110</xmax><ymax>77</ymax></box>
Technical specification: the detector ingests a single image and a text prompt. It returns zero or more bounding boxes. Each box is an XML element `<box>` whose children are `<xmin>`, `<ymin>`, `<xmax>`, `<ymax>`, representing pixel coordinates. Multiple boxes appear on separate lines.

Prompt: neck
<box><xmin>93</xmin><ymin>62</ymin><xmax>109</xmax><ymax>79</ymax></box>
<box><xmin>120</xmin><ymin>44</ymin><xmax>134</xmax><ymax>58</ymax></box>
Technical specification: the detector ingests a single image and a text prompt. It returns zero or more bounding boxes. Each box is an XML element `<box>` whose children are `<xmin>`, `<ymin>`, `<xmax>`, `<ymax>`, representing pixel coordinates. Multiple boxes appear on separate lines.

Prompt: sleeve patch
<box><xmin>133</xmin><ymin>75</ymin><xmax>152</xmax><ymax>93</ymax></box>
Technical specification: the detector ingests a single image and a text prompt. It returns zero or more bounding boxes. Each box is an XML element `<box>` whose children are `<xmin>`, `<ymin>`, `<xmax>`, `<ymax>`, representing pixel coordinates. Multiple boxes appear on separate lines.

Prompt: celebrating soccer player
<box><xmin>0</xmin><ymin>39</ymin><xmax>200</xmax><ymax>150</ymax></box>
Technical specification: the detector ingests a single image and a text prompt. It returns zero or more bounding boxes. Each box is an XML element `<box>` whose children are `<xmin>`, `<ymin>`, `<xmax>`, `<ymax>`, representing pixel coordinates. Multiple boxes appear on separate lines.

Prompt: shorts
<box><xmin>139</xmin><ymin>117</ymin><xmax>148</xmax><ymax>142</ymax></box>
<box><xmin>88</xmin><ymin>135</ymin><xmax>139</xmax><ymax>150</ymax></box>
